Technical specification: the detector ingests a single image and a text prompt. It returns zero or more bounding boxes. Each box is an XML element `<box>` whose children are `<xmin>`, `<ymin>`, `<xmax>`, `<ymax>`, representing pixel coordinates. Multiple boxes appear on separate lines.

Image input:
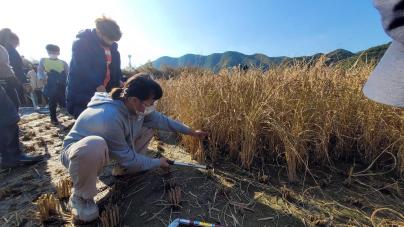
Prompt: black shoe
<box><xmin>51</xmin><ymin>119</ymin><xmax>60</xmax><ymax>125</ymax></box>
<box><xmin>16</xmin><ymin>153</ymin><xmax>44</xmax><ymax>165</ymax></box>
<box><xmin>1</xmin><ymin>153</ymin><xmax>44</xmax><ymax>168</ymax></box>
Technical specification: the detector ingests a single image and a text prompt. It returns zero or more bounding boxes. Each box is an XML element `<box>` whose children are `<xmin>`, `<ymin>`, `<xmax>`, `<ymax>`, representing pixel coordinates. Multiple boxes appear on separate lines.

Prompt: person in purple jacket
<box><xmin>66</xmin><ymin>16</ymin><xmax>123</xmax><ymax>119</ymax></box>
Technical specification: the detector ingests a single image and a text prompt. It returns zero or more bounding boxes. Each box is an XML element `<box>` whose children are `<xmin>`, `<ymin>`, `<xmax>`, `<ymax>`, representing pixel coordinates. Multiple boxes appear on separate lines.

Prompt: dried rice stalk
<box><xmin>36</xmin><ymin>193</ymin><xmax>62</xmax><ymax>222</ymax></box>
<box><xmin>100</xmin><ymin>204</ymin><xmax>120</xmax><ymax>227</ymax></box>
<box><xmin>168</xmin><ymin>186</ymin><xmax>181</xmax><ymax>207</ymax></box>
<box><xmin>56</xmin><ymin>177</ymin><xmax>72</xmax><ymax>199</ymax></box>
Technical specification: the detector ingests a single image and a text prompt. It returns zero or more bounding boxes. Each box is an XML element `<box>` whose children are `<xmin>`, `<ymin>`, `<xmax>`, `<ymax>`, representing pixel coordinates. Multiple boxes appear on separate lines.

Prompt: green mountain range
<box><xmin>151</xmin><ymin>43</ymin><xmax>390</xmax><ymax>72</ymax></box>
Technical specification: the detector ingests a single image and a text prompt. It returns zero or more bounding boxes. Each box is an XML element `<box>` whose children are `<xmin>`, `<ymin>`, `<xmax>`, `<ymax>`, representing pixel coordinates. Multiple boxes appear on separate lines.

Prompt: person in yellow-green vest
<box><xmin>38</xmin><ymin>44</ymin><xmax>69</xmax><ymax>125</ymax></box>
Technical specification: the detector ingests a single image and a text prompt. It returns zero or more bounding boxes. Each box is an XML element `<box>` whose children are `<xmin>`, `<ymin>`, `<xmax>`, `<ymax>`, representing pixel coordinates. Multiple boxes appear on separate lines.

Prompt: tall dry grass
<box><xmin>157</xmin><ymin>58</ymin><xmax>403</xmax><ymax>181</ymax></box>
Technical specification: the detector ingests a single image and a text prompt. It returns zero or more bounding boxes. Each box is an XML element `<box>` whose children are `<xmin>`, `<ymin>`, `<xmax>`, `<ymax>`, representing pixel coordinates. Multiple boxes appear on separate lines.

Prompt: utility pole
<box><xmin>128</xmin><ymin>54</ymin><xmax>132</xmax><ymax>70</ymax></box>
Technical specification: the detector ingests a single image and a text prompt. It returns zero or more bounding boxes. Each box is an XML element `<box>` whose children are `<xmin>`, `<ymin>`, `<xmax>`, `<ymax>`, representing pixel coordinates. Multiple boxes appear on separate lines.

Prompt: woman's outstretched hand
<box><xmin>159</xmin><ymin>157</ymin><xmax>170</xmax><ymax>169</ymax></box>
<box><xmin>189</xmin><ymin>130</ymin><xmax>208</xmax><ymax>139</ymax></box>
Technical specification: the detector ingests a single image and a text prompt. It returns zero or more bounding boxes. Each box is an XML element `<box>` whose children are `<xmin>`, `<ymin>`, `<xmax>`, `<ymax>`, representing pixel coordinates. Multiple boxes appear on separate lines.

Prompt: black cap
<box><xmin>45</xmin><ymin>44</ymin><xmax>60</xmax><ymax>52</ymax></box>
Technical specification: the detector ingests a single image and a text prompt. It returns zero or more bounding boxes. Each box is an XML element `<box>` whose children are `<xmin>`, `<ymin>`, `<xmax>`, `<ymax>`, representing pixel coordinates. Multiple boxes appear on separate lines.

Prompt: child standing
<box><xmin>27</xmin><ymin>63</ymin><xmax>46</xmax><ymax>110</ymax></box>
<box><xmin>38</xmin><ymin>44</ymin><xmax>69</xmax><ymax>125</ymax></box>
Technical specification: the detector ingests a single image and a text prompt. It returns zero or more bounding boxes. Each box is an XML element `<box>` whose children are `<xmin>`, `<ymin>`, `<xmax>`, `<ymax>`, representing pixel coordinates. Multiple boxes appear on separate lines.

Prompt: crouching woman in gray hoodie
<box><xmin>61</xmin><ymin>73</ymin><xmax>207</xmax><ymax>222</ymax></box>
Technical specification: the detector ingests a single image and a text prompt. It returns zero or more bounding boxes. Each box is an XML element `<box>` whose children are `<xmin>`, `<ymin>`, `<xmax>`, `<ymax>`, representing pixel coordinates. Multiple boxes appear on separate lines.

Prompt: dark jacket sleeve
<box><xmin>106</xmin><ymin>47</ymin><xmax>123</xmax><ymax>91</ymax></box>
<box><xmin>0</xmin><ymin>62</ymin><xmax>19</xmax><ymax>87</ymax></box>
<box><xmin>115</xmin><ymin>50</ymin><xmax>123</xmax><ymax>83</ymax></box>
<box><xmin>6</xmin><ymin>46</ymin><xmax>26</xmax><ymax>83</ymax></box>
<box><xmin>0</xmin><ymin>86</ymin><xmax>19</xmax><ymax>126</ymax></box>
<box><xmin>71</xmin><ymin>40</ymin><xmax>104</xmax><ymax>88</ymax></box>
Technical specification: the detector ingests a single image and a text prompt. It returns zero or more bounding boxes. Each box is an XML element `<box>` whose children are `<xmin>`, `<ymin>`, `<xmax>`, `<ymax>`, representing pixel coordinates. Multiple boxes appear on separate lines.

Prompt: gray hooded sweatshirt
<box><xmin>62</xmin><ymin>92</ymin><xmax>192</xmax><ymax>172</ymax></box>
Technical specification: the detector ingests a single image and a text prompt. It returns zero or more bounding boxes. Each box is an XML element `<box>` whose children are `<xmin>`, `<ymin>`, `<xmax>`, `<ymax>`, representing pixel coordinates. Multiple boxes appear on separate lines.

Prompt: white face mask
<box><xmin>48</xmin><ymin>54</ymin><xmax>58</xmax><ymax>59</ymax></box>
<box><xmin>134</xmin><ymin>100</ymin><xmax>157</xmax><ymax>119</ymax></box>
<box><xmin>144</xmin><ymin>105</ymin><xmax>156</xmax><ymax>115</ymax></box>
<box><xmin>135</xmin><ymin>111</ymin><xmax>145</xmax><ymax>121</ymax></box>
<box><xmin>135</xmin><ymin>106</ymin><xmax>154</xmax><ymax>120</ymax></box>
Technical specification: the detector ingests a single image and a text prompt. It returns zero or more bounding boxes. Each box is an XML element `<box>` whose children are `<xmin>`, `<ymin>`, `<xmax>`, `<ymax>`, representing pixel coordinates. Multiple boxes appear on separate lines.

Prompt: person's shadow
<box><xmin>0</xmin><ymin>112</ymin><xmax>74</xmax><ymax>226</ymax></box>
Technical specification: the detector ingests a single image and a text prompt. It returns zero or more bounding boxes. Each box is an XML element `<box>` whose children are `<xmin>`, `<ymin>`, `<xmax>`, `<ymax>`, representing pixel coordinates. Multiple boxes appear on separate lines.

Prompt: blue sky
<box><xmin>0</xmin><ymin>0</ymin><xmax>390</xmax><ymax>67</ymax></box>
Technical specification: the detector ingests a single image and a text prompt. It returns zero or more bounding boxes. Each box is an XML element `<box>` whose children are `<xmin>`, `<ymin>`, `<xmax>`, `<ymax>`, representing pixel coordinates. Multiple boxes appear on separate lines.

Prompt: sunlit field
<box><xmin>157</xmin><ymin>58</ymin><xmax>403</xmax><ymax>182</ymax></box>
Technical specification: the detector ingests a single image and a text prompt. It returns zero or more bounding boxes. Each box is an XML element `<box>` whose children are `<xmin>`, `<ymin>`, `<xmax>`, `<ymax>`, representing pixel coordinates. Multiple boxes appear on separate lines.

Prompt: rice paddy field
<box><xmin>0</xmin><ymin>60</ymin><xmax>403</xmax><ymax>226</ymax></box>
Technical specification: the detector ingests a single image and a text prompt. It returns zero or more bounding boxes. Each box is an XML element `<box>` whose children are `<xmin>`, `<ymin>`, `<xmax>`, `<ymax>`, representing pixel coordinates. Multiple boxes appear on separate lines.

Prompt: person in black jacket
<box><xmin>0</xmin><ymin>29</ymin><xmax>20</xmax><ymax>108</ymax></box>
<box><xmin>0</xmin><ymin>29</ymin><xmax>28</xmax><ymax>106</ymax></box>
<box><xmin>66</xmin><ymin>16</ymin><xmax>123</xmax><ymax>119</ymax></box>
<box><xmin>0</xmin><ymin>45</ymin><xmax>43</xmax><ymax>168</ymax></box>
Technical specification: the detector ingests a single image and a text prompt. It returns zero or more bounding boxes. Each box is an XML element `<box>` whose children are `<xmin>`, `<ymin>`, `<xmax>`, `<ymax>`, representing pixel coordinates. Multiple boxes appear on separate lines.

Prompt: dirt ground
<box><xmin>0</xmin><ymin>112</ymin><xmax>403</xmax><ymax>227</ymax></box>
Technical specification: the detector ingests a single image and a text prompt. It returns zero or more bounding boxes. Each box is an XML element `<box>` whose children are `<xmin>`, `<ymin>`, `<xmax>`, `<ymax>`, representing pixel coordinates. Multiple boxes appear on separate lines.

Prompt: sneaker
<box><xmin>69</xmin><ymin>194</ymin><xmax>99</xmax><ymax>222</ymax></box>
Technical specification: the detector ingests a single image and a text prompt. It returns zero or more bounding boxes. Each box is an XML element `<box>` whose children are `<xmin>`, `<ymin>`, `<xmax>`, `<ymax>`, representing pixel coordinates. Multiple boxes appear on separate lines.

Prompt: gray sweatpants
<box><xmin>61</xmin><ymin>128</ymin><xmax>154</xmax><ymax>199</ymax></box>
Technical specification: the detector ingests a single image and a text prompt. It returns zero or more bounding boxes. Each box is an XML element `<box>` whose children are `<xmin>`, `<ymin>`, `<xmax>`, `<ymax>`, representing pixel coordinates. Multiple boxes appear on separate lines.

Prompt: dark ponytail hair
<box><xmin>110</xmin><ymin>72</ymin><xmax>163</xmax><ymax>101</ymax></box>
<box><xmin>110</xmin><ymin>87</ymin><xmax>125</xmax><ymax>99</ymax></box>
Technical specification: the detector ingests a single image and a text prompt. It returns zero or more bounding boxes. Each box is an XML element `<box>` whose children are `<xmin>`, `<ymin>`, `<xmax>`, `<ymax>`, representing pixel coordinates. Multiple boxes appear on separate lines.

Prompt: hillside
<box><xmin>152</xmin><ymin>51</ymin><xmax>286</xmax><ymax>72</ymax></box>
<box><xmin>151</xmin><ymin>43</ymin><xmax>389</xmax><ymax>71</ymax></box>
